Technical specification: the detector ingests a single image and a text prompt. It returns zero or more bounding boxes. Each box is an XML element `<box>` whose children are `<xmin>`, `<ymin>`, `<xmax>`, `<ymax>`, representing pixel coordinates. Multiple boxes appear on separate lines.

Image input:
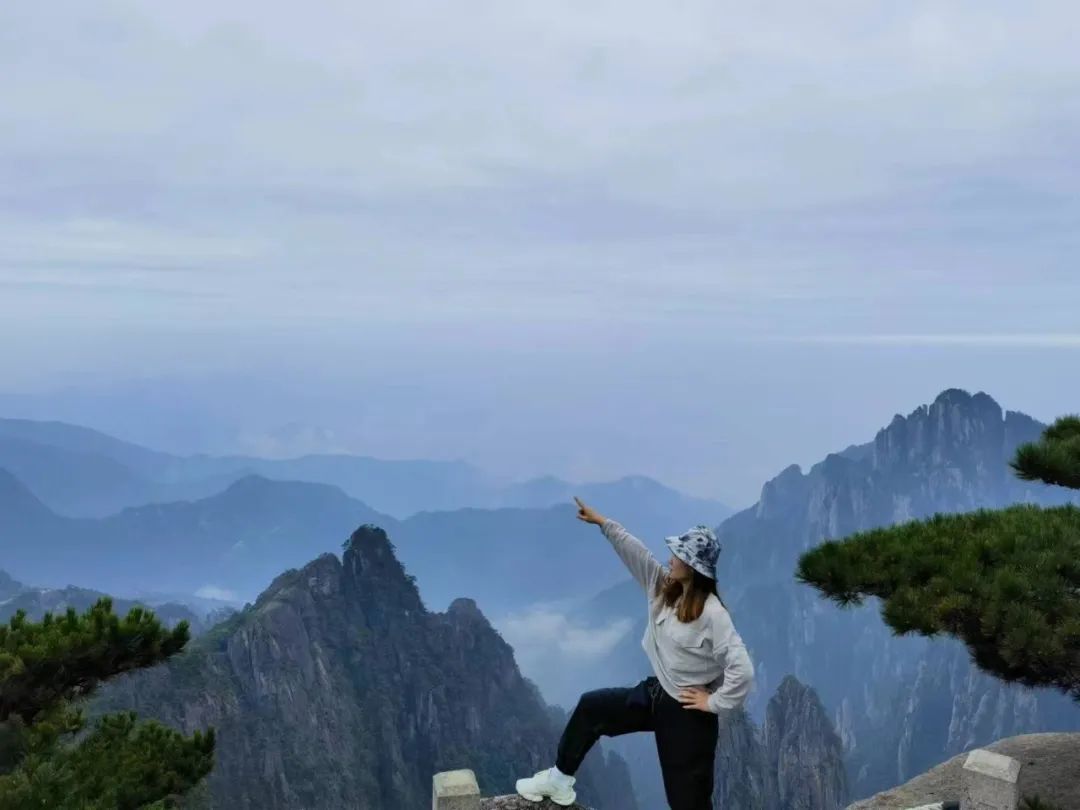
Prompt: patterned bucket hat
<box><xmin>664</xmin><ymin>524</ymin><xmax>721</xmax><ymax>580</ymax></box>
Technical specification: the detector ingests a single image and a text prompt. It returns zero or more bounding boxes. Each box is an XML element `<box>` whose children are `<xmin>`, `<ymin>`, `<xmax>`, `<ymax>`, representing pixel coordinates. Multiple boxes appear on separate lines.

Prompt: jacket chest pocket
<box><xmin>670</xmin><ymin>624</ymin><xmax>707</xmax><ymax>650</ymax></box>
<box><xmin>657</xmin><ymin>612</ymin><xmax>708</xmax><ymax>650</ymax></box>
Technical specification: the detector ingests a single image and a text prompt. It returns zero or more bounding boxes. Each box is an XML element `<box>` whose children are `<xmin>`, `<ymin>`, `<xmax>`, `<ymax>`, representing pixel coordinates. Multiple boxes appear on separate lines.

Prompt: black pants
<box><xmin>556</xmin><ymin>676</ymin><xmax>719</xmax><ymax>810</ymax></box>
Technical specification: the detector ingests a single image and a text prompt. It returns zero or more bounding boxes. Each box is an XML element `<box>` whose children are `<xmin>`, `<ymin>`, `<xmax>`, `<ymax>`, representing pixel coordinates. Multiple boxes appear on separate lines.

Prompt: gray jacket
<box><xmin>600</xmin><ymin>518</ymin><xmax>755</xmax><ymax>713</ymax></box>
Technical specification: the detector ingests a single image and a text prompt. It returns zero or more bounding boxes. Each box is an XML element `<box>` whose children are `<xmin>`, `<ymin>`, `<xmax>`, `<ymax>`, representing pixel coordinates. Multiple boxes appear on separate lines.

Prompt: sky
<box><xmin>2</xmin><ymin>1</ymin><xmax>1080</xmax><ymax>506</ymax></box>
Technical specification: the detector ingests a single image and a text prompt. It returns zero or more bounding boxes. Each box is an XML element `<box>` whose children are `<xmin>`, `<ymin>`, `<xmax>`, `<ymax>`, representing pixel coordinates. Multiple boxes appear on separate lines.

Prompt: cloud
<box><xmin>496</xmin><ymin>607</ymin><xmax>634</xmax><ymax>663</ymax></box>
<box><xmin>2</xmin><ymin>0</ymin><xmax>1078</xmax><ymax>333</ymax></box>
<box><xmin>194</xmin><ymin>585</ymin><xmax>241</xmax><ymax>602</ymax></box>
<box><xmin>234</xmin><ymin>423</ymin><xmax>352</xmax><ymax>458</ymax></box>
<box><xmin>3</xmin><ymin>0</ymin><xmax>1080</xmax><ymax>509</ymax></box>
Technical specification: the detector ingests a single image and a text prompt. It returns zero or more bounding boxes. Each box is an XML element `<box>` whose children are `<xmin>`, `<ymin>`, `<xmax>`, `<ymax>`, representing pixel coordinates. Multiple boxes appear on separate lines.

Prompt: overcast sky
<box><xmin>2</xmin><ymin>1</ymin><xmax>1079</xmax><ymax>506</ymax></box>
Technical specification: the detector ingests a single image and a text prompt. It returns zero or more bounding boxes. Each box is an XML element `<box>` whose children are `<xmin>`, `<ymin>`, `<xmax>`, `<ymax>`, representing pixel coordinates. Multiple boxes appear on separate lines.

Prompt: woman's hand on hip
<box><xmin>677</xmin><ymin>686</ymin><xmax>712</xmax><ymax>713</ymax></box>
<box><xmin>574</xmin><ymin>496</ymin><xmax>606</xmax><ymax>526</ymax></box>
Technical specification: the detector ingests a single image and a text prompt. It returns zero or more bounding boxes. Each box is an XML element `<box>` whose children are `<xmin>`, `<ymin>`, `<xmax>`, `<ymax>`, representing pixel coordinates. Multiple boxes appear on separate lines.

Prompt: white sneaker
<box><xmin>515</xmin><ymin>766</ymin><xmax>577</xmax><ymax>806</ymax></box>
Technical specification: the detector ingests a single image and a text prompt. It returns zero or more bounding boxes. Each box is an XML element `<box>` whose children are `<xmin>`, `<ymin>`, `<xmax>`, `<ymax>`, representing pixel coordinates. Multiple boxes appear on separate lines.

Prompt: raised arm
<box><xmin>574</xmin><ymin>496</ymin><xmax>665</xmax><ymax>593</ymax></box>
<box><xmin>598</xmin><ymin>519</ymin><xmax>665</xmax><ymax>593</ymax></box>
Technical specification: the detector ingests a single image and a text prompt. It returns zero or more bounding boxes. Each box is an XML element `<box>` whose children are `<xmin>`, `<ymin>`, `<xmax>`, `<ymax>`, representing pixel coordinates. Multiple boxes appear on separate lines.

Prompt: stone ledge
<box><xmin>846</xmin><ymin>732</ymin><xmax>1080</xmax><ymax>810</ymax></box>
<box><xmin>433</xmin><ymin>769</ymin><xmax>592</xmax><ymax>810</ymax></box>
<box><xmin>479</xmin><ymin>797</ymin><xmax>591</xmax><ymax>810</ymax></box>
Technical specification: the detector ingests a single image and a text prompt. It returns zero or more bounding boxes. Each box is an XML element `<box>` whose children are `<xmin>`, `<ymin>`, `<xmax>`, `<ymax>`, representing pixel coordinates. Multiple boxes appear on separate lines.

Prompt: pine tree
<box><xmin>796</xmin><ymin>415</ymin><xmax>1080</xmax><ymax>701</ymax></box>
<box><xmin>0</xmin><ymin>597</ymin><xmax>215</xmax><ymax>808</ymax></box>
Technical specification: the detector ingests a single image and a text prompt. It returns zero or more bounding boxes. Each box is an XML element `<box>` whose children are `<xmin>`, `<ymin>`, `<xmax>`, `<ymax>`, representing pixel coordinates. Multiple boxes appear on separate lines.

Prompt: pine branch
<box><xmin>1010</xmin><ymin>415</ymin><xmax>1080</xmax><ymax>490</ymax></box>
<box><xmin>0</xmin><ymin>598</ymin><xmax>188</xmax><ymax>726</ymax></box>
<box><xmin>0</xmin><ymin>712</ymin><xmax>215</xmax><ymax>810</ymax></box>
<box><xmin>797</xmin><ymin>504</ymin><xmax>1080</xmax><ymax>701</ymax></box>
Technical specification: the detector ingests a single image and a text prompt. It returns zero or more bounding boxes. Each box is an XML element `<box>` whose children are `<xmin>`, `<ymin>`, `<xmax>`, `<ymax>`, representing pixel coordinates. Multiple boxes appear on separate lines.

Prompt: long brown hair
<box><xmin>654</xmin><ymin>567</ymin><xmax>727</xmax><ymax>623</ymax></box>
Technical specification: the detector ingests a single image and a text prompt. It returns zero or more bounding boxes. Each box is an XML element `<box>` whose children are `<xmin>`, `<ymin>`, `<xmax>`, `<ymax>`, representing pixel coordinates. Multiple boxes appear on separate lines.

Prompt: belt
<box><xmin>647</xmin><ymin>677</ymin><xmax>663</xmax><ymax>706</ymax></box>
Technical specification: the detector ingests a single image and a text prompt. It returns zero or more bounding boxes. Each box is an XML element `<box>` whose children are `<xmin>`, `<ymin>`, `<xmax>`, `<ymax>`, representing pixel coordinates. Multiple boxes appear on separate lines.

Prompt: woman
<box><xmin>515</xmin><ymin>496</ymin><xmax>755</xmax><ymax>809</ymax></box>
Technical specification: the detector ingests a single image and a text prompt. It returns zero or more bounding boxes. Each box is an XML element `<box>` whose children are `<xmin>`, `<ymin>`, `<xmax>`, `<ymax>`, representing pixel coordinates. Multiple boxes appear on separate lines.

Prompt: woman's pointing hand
<box><xmin>574</xmin><ymin>496</ymin><xmax>606</xmax><ymax>526</ymax></box>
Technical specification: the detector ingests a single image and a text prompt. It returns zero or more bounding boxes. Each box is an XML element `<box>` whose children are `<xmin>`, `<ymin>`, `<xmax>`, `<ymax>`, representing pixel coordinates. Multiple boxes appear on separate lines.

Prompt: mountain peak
<box><xmin>447</xmin><ymin>596</ymin><xmax>487</xmax><ymax>624</ymax></box>
<box><xmin>775</xmin><ymin>673</ymin><xmax>814</xmax><ymax>700</ymax></box>
<box><xmin>930</xmin><ymin>387</ymin><xmax>1002</xmax><ymax>416</ymax></box>
<box><xmin>255</xmin><ymin>553</ymin><xmax>342</xmax><ymax>608</ymax></box>
<box><xmin>0</xmin><ymin>417</ymin><xmax>169</xmax><ymax>474</ymax></box>
<box><xmin>872</xmin><ymin>389</ymin><xmax>1011</xmax><ymax>479</ymax></box>
<box><xmin>213</xmin><ymin>474</ymin><xmax>358</xmax><ymax>509</ymax></box>
<box><xmin>301</xmin><ymin>553</ymin><xmax>343</xmax><ymax>591</ymax></box>
<box><xmin>933</xmin><ymin>387</ymin><xmax>975</xmax><ymax>406</ymax></box>
<box><xmin>341</xmin><ymin>524</ymin><xmax>425</xmax><ymax>617</ymax></box>
<box><xmin>342</xmin><ymin>523</ymin><xmax>394</xmax><ymax>560</ymax></box>
<box><xmin>223</xmin><ymin>473</ymin><xmax>272</xmax><ymax>490</ymax></box>
<box><xmin>220</xmin><ymin>474</ymin><xmax>297</xmax><ymax>497</ymax></box>
<box><xmin>756</xmin><ymin>463</ymin><xmax>806</xmax><ymax>520</ymax></box>
<box><xmin>763</xmin><ymin>675</ymin><xmax>847</xmax><ymax>807</ymax></box>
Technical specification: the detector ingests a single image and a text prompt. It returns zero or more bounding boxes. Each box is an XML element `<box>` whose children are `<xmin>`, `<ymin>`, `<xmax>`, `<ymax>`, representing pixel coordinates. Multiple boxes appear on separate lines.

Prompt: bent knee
<box><xmin>573</xmin><ymin>687</ymin><xmax>624</xmax><ymax>717</ymax></box>
<box><xmin>574</xmin><ymin>689</ymin><xmax>607</xmax><ymax>711</ymax></box>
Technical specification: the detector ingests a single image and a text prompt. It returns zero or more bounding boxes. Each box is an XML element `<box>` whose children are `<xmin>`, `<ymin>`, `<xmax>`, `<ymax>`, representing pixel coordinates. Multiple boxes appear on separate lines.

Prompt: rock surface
<box><xmin>845</xmin><ymin>732</ymin><xmax>1080</xmax><ymax>810</ymax></box>
<box><xmin>480</xmin><ymin>797</ymin><xmax>591</xmax><ymax>809</ymax></box>
<box><xmin>712</xmin><ymin>705</ymin><xmax>776</xmax><ymax>810</ymax></box>
<box><xmin>765</xmin><ymin>676</ymin><xmax>848</xmax><ymax>809</ymax></box>
<box><xmin>713</xmin><ymin>389</ymin><xmax>1080</xmax><ymax>799</ymax></box>
<box><xmin>94</xmin><ymin>525</ymin><xmax>633</xmax><ymax>809</ymax></box>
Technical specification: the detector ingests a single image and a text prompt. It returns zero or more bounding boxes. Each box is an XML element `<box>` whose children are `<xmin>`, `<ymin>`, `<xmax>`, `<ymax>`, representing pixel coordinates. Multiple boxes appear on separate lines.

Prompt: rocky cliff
<box><xmin>846</xmin><ymin>732</ymin><xmax>1080</xmax><ymax>810</ymax></box>
<box><xmin>715</xmin><ymin>389</ymin><xmax>1080</xmax><ymax>798</ymax></box>
<box><xmin>764</xmin><ymin>677</ymin><xmax>848</xmax><ymax>810</ymax></box>
<box><xmin>713</xmin><ymin>705</ymin><xmax>776</xmax><ymax>810</ymax></box>
<box><xmin>94</xmin><ymin>525</ymin><xmax>635</xmax><ymax>810</ymax></box>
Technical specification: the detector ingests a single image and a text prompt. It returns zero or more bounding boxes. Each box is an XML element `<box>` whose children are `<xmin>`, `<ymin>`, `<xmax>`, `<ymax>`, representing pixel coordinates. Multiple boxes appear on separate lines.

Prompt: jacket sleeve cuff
<box><xmin>707</xmin><ymin>690</ymin><xmax>734</xmax><ymax>713</ymax></box>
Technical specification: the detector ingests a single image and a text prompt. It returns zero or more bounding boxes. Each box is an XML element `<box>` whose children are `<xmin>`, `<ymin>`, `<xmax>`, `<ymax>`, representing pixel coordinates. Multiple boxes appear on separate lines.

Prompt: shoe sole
<box><xmin>515</xmin><ymin>788</ymin><xmax>576</xmax><ymax>806</ymax></box>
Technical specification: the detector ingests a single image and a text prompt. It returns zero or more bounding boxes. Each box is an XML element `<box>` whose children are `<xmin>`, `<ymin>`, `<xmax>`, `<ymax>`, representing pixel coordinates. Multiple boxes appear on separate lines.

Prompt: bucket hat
<box><xmin>664</xmin><ymin>524</ymin><xmax>721</xmax><ymax>580</ymax></box>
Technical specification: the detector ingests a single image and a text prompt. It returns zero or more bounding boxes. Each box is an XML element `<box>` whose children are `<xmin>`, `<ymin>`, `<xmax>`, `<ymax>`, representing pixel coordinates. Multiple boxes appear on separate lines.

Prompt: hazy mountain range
<box><xmin>0</xmin><ymin>415</ymin><xmax>729</xmax><ymax>616</ymax></box>
<box><xmin>6</xmin><ymin>388</ymin><xmax>1080</xmax><ymax>808</ymax></box>
<box><xmin>0</xmin><ymin>417</ymin><xmax>732</xmax><ymax>521</ymax></box>
<box><xmin>0</xmin><ymin>469</ymin><xmax>726</xmax><ymax>617</ymax></box>
<box><xmin>0</xmin><ymin>569</ymin><xmax>235</xmax><ymax>633</ymax></box>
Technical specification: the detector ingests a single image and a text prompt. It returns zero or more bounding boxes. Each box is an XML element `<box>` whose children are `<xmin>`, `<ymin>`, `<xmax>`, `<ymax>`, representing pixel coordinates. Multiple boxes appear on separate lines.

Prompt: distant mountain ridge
<box><xmin>0</xmin><ymin>569</ymin><xmax>214</xmax><ymax>634</ymax></box>
<box><xmin>0</xmin><ymin>465</ymin><xmax>721</xmax><ymax>616</ymax></box>
<box><xmin>0</xmin><ymin>472</ymin><xmax>385</xmax><ymax>604</ymax></box>
<box><xmin>0</xmin><ymin>417</ymin><xmax>731</xmax><ymax>521</ymax></box>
